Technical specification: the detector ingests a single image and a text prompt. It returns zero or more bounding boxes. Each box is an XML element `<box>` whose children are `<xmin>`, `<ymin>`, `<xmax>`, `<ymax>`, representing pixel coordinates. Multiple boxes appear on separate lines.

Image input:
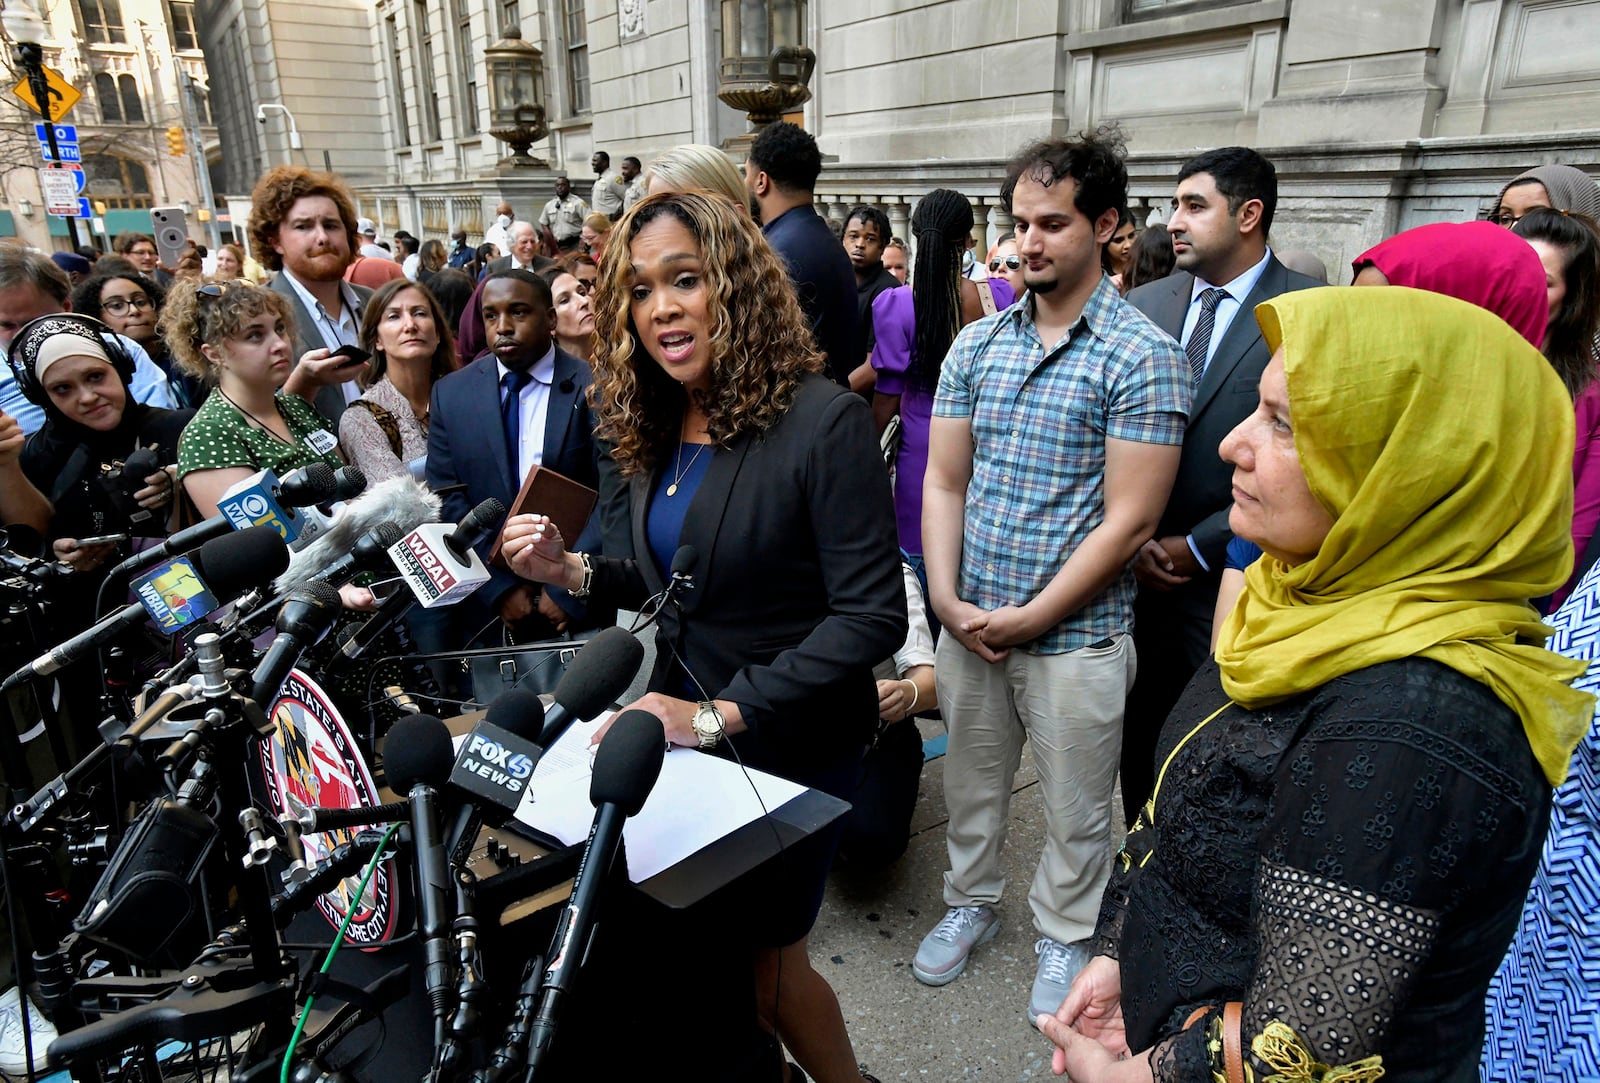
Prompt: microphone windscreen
<box><xmin>192</xmin><ymin>525</ymin><xmax>291</xmax><ymax>598</ymax></box>
<box><xmin>121</xmin><ymin>447</ymin><xmax>161</xmax><ymax>485</ymax></box>
<box><xmin>553</xmin><ymin>627</ymin><xmax>645</xmax><ymax>722</ymax></box>
<box><xmin>670</xmin><ymin>545</ymin><xmax>698</xmax><ymax>577</ymax></box>
<box><xmin>590</xmin><ymin>709</ymin><xmax>665</xmax><ymax>816</ymax></box>
<box><xmin>277</xmin><ymin>580</ymin><xmax>343</xmax><ymax>639</ymax></box>
<box><xmin>485</xmin><ymin>687</ymin><xmax>546</xmax><ymax>742</ymax></box>
<box><xmin>333</xmin><ymin>465</ymin><xmax>368</xmax><ymax>500</ymax></box>
<box><xmin>278</xmin><ymin>463</ymin><xmax>338</xmax><ymax>506</ymax></box>
<box><xmin>273</xmin><ymin>475</ymin><xmax>441</xmax><ymax>595</ymax></box>
<box><xmin>384</xmin><ymin>714</ymin><xmax>455</xmax><ymax>792</ymax></box>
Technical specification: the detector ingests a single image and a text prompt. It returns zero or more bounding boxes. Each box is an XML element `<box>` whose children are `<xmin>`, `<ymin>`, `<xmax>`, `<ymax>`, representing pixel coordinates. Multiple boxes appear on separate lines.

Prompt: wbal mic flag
<box><xmin>449</xmin><ymin>720</ymin><xmax>541</xmax><ymax>813</ymax></box>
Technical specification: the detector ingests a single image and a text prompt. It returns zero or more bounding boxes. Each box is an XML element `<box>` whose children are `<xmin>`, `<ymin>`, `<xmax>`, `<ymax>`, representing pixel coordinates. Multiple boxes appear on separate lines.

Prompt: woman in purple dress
<box><xmin>871</xmin><ymin>189</ymin><xmax>1016</xmax><ymax>569</ymax></box>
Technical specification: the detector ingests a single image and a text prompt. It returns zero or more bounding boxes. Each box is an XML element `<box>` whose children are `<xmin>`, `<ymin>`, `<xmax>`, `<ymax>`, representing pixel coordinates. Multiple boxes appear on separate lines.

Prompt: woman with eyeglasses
<box><xmin>871</xmin><ymin>189</ymin><xmax>1017</xmax><ymax>567</ymax></box>
<box><xmin>538</xmin><ymin>264</ymin><xmax>596</xmax><ymax>363</ymax></box>
<box><xmin>72</xmin><ymin>270</ymin><xmax>205</xmax><ymax>408</ymax></box>
<box><xmin>159</xmin><ymin>280</ymin><xmax>358</xmax><ymax>518</ymax></box>
<box><xmin>1490</xmin><ymin>164</ymin><xmax>1600</xmax><ymax>228</ymax></box>
<box><xmin>985</xmin><ymin>233</ymin><xmax>1026</xmax><ymax>297</ymax></box>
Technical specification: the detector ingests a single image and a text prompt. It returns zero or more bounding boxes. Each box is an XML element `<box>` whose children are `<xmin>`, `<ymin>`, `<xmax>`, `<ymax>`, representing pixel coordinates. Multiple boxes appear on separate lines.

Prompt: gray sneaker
<box><xmin>1028</xmin><ymin>937</ymin><xmax>1092</xmax><ymax>1023</ymax></box>
<box><xmin>912</xmin><ymin>905</ymin><xmax>1000</xmax><ymax>986</ymax></box>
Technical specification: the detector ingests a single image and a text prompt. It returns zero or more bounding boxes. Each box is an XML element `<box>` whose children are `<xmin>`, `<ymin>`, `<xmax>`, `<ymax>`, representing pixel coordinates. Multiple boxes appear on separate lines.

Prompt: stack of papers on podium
<box><xmin>513</xmin><ymin>714</ymin><xmax>806</xmax><ymax>882</ymax></box>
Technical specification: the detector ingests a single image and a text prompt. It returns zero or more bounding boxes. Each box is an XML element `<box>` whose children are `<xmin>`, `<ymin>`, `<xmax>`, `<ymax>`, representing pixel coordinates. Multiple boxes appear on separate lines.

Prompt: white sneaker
<box><xmin>0</xmin><ymin>984</ymin><xmax>56</xmax><ymax>1075</ymax></box>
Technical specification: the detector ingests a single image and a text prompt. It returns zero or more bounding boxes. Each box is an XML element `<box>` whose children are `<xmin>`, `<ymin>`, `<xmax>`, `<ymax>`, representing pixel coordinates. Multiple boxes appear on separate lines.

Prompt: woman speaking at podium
<box><xmin>502</xmin><ymin>190</ymin><xmax>905</xmax><ymax>1083</ymax></box>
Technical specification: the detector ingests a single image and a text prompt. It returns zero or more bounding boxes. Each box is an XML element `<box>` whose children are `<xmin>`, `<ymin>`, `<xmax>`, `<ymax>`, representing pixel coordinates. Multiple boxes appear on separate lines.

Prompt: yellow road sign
<box><xmin>11</xmin><ymin>66</ymin><xmax>81</xmax><ymax>123</ymax></box>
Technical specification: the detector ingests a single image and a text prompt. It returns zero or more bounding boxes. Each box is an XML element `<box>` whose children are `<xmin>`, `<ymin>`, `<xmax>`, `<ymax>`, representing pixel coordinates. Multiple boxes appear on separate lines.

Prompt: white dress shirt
<box><xmin>497</xmin><ymin>344</ymin><xmax>556</xmax><ymax>482</ymax></box>
<box><xmin>280</xmin><ymin>268</ymin><xmax>366</xmax><ymax>404</ymax></box>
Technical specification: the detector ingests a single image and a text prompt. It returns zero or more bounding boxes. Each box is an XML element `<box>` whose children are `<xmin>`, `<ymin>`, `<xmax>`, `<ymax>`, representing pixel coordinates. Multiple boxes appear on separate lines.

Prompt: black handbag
<box><xmin>459</xmin><ymin>633</ymin><xmax>591</xmax><ymax>707</ymax></box>
<box><xmin>838</xmin><ymin>718</ymin><xmax>924</xmax><ymax>868</ymax></box>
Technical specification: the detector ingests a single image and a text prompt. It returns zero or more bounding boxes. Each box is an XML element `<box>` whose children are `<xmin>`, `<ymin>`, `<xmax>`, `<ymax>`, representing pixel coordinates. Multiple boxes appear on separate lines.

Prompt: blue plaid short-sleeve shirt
<box><xmin>933</xmin><ymin>276</ymin><xmax>1191</xmax><ymax>654</ymax></box>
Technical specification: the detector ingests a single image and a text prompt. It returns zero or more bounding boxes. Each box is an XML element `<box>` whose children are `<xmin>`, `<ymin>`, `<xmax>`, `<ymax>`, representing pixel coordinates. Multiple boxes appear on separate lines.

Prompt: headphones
<box><xmin>5</xmin><ymin>313</ymin><xmax>137</xmax><ymax>407</ymax></box>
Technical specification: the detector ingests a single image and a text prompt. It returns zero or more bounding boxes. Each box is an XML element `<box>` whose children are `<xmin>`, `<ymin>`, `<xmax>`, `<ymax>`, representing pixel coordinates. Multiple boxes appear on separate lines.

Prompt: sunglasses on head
<box><xmin>989</xmin><ymin>255</ymin><xmax>1021</xmax><ymax>272</ymax></box>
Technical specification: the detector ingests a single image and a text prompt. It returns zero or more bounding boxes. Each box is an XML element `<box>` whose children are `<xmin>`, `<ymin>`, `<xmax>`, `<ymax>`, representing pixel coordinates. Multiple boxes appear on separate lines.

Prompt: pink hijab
<box><xmin>1352</xmin><ymin>220</ymin><xmax>1548</xmax><ymax>346</ymax></box>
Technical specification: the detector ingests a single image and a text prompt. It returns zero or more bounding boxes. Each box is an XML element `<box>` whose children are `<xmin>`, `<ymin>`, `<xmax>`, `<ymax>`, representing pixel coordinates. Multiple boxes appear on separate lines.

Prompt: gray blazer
<box><xmin>1126</xmin><ymin>255</ymin><xmax>1324</xmax><ymax>573</ymax></box>
<box><xmin>268</xmin><ymin>271</ymin><xmax>373</xmax><ymax>424</ymax></box>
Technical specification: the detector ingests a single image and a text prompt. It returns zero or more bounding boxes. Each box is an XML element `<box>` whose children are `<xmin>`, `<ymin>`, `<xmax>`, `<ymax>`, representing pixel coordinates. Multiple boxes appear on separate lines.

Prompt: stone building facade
<box><xmin>193</xmin><ymin>0</ymin><xmax>1599</xmax><ymax>278</ymax></box>
<box><xmin>0</xmin><ymin>0</ymin><xmax>219</xmax><ymax>251</ymax></box>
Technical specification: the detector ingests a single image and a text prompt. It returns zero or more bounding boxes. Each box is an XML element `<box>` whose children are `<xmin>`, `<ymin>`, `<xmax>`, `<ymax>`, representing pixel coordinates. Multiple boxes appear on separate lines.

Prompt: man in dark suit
<box><xmin>1120</xmin><ymin>147</ymin><xmax>1323</xmax><ymax>820</ymax></box>
<box><xmin>744</xmin><ymin>122</ymin><xmax>862</xmax><ymax>387</ymax></box>
<box><xmin>248</xmin><ymin>166</ymin><xmax>372</xmax><ymax>424</ymax></box>
<box><xmin>427</xmin><ymin>269</ymin><xmax>603</xmax><ymax>648</ymax></box>
<box><xmin>486</xmin><ymin>221</ymin><xmax>557</xmax><ymax>277</ymax></box>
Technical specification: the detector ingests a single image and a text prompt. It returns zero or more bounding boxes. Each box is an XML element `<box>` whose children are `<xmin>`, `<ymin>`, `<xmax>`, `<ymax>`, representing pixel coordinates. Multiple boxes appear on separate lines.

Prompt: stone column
<box><xmin>886</xmin><ymin>200</ymin><xmax>911</xmax><ymax>245</ymax></box>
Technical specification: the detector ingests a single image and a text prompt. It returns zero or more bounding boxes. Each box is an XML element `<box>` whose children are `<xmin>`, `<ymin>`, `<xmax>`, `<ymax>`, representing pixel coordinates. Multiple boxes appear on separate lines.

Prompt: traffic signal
<box><xmin>166</xmin><ymin>127</ymin><xmax>185</xmax><ymax>156</ymax></box>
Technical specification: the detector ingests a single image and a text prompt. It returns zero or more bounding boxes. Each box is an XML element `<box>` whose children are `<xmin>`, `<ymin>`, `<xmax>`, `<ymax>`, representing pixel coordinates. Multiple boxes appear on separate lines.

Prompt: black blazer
<box><xmin>591</xmin><ymin>374</ymin><xmax>907</xmax><ymax>780</ymax></box>
<box><xmin>268</xmin><ymin>272</ymin><xmax>373</xmax><ymax>425</ymax></box>
<box><xmin>1126</xmin><ymin>256</ymin><xmax>1323</xmax><ymax>577</ymax></box>
<box><xmin>426</xmin><ymin>346</ymin><xmax>602</xmax><ymax>613</ymax></box>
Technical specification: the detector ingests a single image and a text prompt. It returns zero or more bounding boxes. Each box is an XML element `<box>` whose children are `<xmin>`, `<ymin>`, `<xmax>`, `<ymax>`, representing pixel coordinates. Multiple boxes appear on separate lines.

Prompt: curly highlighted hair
<box><xmin>158</xmin><ymin>279</ymin><xmax>296</xmax><ymax>381</ymax></box>
<box><xmin>247</xmin><ymin>165</ymin><xmax>359</xmax><ymax>273</ymax></box>
<box><xmin>590</xmin><ymin>191</ymin><xmax>824</xmax><ymax>477</ymax></box>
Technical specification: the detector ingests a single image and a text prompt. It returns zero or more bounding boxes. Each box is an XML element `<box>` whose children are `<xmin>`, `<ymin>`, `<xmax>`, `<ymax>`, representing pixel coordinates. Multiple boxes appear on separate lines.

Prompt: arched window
<box><xmin>94</xmin><ymin>72</ymin><xmax>143</xmax><ymax>124</ymax></box>
<box><xmin>118</xmin><ymin>74</ymin><xmax>143</xmax><ymax>122</ymax></box>
<box><xmin>83</xmin><ymin>154</ymin><xmax>153</xmax><ymax>210</ymax></box>
<box><xmin>94</xmin><ymin>71</ymin><xmax>121</xmax><ymax>123</ymax></box>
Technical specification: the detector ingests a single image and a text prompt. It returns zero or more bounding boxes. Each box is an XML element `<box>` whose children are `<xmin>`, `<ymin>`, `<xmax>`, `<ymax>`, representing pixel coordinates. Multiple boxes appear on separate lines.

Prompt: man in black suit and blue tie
<box><xmin>1120</xmin><ymin>147</ymin><xmax>1323</xmax><ymax>820</ymax></box>
<box><xmin>426</xmin><ymin>269</ymin><xmax>603</xmax><ymax>646</ymax></box>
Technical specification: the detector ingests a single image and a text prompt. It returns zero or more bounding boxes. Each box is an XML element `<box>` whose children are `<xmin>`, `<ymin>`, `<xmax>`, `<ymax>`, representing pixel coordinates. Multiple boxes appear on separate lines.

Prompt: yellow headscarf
<box><xmin>1215</xmin><ymin>287</ymin><xmax>1592</xmax><ymax>785</ymax></box>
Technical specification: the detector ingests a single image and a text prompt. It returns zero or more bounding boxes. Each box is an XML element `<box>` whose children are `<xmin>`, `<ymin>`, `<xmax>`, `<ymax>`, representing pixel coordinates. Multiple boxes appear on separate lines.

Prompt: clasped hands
<box><xmin>941</xmin><ymin>599</ymin><xmax>1043</xmax><ymax>662</ymax></box>
<box><xmin>1035</xmin><ymin>955</ymin><xmax>1149</xmax><ymax>1080</ymax></box>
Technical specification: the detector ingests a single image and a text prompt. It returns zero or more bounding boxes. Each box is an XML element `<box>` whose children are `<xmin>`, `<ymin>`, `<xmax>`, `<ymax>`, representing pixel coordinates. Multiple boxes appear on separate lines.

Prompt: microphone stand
<box><xmin>434</xmin><ymin>866</ymin><xmax>486</xmax><ymax>1082</ymax></box>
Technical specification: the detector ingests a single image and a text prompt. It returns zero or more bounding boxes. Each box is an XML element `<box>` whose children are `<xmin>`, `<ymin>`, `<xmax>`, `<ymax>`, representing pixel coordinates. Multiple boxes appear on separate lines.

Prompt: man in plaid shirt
<box><xmin>912</xmin><ymin>131</ymin><xmax>1192</xmax><ymax>1024</ymax></box>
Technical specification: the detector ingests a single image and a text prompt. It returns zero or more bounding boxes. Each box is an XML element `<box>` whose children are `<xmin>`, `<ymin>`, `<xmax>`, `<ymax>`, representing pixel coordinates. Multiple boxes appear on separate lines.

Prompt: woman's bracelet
<box><xmin>902</xmin><ymin>677</ymin><xmax>919</xmax><ymax>714</ymax></box>
<box><xmin>571</xmin><ymin>551</ymin><xmax>594</xmax><ymax>598</ymax></box>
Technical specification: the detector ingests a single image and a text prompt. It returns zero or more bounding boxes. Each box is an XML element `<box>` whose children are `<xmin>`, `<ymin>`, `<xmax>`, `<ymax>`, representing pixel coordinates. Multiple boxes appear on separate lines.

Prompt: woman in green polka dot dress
<box><xmin>158</xmin><ymin>280</ymin><xmax>357</xmax><ymax>515</ymax></box>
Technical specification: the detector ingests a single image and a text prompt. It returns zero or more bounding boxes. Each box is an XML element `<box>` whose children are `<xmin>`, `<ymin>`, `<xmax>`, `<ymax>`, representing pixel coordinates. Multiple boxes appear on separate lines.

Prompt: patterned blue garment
<box><xmin>932</xmin><ymin>276</ymin><xmax>1190</xmax><ymax>654</ymax></box>
<box><xmin>1481</xmin><ymin>562</ymin><xmax>1600</xmax><ymax>1079</ymax></box>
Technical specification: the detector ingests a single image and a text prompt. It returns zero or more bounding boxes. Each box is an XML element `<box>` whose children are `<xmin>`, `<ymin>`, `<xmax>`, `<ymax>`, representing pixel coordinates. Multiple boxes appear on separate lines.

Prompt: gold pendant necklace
<box><xmin>667</xmin><ymin>440</ymin><xmax>707</xmax><ymax>497</ymax></box>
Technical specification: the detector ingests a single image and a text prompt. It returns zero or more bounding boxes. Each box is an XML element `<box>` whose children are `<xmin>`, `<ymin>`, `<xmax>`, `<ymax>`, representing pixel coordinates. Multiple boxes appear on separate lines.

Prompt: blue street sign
<box><xmin>69</xmin><ymin>168</ymin><xmax>85</xmax><ymax>194</ymax></box>
<box><xmin>39</xmin><ymin>142</ymin><xmax>81</xmax><ymax>163</ymax></box>
<box><xmin>32</xmin><ymin>122</ymin><xmax>77</xmax><ymax>144</ymax></box>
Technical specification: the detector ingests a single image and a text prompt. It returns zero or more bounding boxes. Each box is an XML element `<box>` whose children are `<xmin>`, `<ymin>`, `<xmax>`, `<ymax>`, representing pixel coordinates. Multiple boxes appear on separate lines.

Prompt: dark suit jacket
<box><xmin>426</xmin><ymin>346</ymin><xmax>603</xmax><ymax>618</ymax></box>
<box><xmin>764</xmin><ymin>207</ymin><xmax>863</xmax><ymax>388</ymax></box>
<box><xmin>590</xmin><ymin>374</ymin><xmax>906</xmax><ymax>779</ymax></box>
<box><xmin>1127</xmin><ymin>256</ymin><xmax>1323</xmax><ymax>586</ymax></box>
<box><xmin>268</xmin><ymin>272</ymin><xmax>373</xmax><ymax>425</ymax></box>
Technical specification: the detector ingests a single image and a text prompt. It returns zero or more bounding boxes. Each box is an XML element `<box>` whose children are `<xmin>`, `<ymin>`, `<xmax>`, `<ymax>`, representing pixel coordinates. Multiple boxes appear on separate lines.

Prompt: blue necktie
<box><xmin>1185</xmin><ymin>287</ymin><xmax>1226</xmax><ymax>386</ymax></box>
<box><xmin>502</xmin><ymin>368</ymin><xmax>531</xmax><ymax>482</ymax></box>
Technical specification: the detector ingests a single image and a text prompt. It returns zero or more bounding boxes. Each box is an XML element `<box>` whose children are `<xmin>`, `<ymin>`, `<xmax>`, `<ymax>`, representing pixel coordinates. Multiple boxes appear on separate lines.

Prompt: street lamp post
<box><xmin>484</xmin><ymin>26</ymin><xmax>548</xmax><ymax>169</ymax></box>
<box><xmin>3</xmin><ymin>5</ymin><xmax>82</xmax><ymax>249</ymax></box>
<box><xmin>255</xmin><ymin>102</ymin><xmax>303</xmax><ymax>165</ymax></box>
<box><xmin>716</xmin><ymin>0</ymin><xmax>815</xmax><ymax>152</ymax></box>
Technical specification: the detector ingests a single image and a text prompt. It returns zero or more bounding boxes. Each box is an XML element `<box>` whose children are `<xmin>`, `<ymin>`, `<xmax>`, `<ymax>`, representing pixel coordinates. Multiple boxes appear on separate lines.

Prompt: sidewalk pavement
<box><xmin>810</xmin><ymin>722</ymin><xmax>1128</xmax><ymax>1081</ymax></box>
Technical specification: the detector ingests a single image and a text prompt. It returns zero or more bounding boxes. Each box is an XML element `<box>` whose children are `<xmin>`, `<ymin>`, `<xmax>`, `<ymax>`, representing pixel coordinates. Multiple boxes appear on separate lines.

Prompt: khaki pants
<box><xmin>937</xmin><ymin>632</ymin><xmax>1135</xmax><ymax>945</ymax></box>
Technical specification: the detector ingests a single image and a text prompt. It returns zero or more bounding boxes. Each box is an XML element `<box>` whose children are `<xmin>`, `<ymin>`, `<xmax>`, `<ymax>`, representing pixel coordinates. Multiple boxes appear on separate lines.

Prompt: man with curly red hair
<box><xmin>249</xmin><ymin>165</ymin><xmax>371</xmax><ymax>422</ymax></box>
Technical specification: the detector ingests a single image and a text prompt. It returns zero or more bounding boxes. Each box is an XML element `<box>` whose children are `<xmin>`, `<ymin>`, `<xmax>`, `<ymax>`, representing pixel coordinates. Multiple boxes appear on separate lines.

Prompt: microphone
<box><xmin>247</xmin><ymin>581</ymin><xmax>343</xmax><ymax>709</ymax></box>
<box><xmin>526</xmin><ymin>710</ymin><xmax>666</xmax><ymax>1071</ymax></box>
<box><xmin>1</xmin><ymin>527</ymin><xmax>290</xmax><ymax>693</ymax></box>
<box><xmin>310</xmin><ymin>522</ymin><xmax>404</xmax><ymax>588</ymax></box>
<box><xmin>291</xmin><ymin>800</ymin><xmax>410</xmax><ymax>834</ymax></box>
<box><xmin>217</xmin><ymin>467</ymin><xmax>339</xmax><ymax>548</ymax></box>
<box><xmin>535</xmin><ymin>626</ymin><xmax>646</xmax><ymax>749</ymax></box>
<box><xmin>387</xmin><ymin>497</ymin><xmax>504</xmax><ymax>608</ymax></box>
<box><xmin>383</xmin><ymin>715</ymin><xmax>459</xmax><ymax>1032</ymax></box>
<box><xmin>445</xmin><ymin>689</ymin><xmax>546</xmax><ymax>867</ymax></box>
<box><xmin>129</xmin><ymin>524</ymin><xmax>290</xmax><ymax>635</ymax></box>
<box><xmin>331</xmin><ymin>465</ymin><xmax>368</xmax><ymax>502</ymax></box>
<box><xmin>270</xmin><ymin>474</ymin><xmax>441</xmax><ymax>596</ymax></box>
<box><xmin>630</xmin><ymin>545</ymin><xmax>698</xmax><ymax>635</ymax></box>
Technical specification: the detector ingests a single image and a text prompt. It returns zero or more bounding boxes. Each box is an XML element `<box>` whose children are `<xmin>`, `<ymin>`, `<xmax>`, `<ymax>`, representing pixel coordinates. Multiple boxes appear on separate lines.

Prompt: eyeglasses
<box><xmin>574</xmin><ymin>279</ymin><xmax>595</xmax><ymax>296</ymax></box>
<box><xmin>1492</xmin><ymin>212</ymin><xmax>1531</xmax><ymax>227</ymax></box>
<box><xmin>101</xmin><ymin>294</ymin><xmax>153</xmax><ymax>315</ymax></box>
<box><xmin>989</xmin><ymin>255</ymin><xmax>1021</xmax><ymax>272</ymax></box>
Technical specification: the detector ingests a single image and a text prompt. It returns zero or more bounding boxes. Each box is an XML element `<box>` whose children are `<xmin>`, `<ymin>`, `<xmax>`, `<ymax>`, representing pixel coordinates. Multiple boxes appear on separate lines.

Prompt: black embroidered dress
<box><xmin>1094</xmin><ymin>657</ymin><xmax>1549</xmax><ymax>1082</ymax></box>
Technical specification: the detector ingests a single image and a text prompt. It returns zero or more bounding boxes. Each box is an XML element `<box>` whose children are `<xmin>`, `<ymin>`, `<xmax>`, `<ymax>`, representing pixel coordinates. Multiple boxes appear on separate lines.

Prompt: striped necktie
<box><xmin>1185</xmin><ymin>287</ymin><xmax>1226</xmax><ymax>386</ymax></box>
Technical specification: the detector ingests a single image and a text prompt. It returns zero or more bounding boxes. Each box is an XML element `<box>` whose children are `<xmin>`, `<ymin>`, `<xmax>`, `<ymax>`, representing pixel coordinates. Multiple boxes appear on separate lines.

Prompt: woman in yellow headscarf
<box><xmin>1034</xmin><ymin>286</ymin><xmax>1592</xmax><ymax>1083</ymax></box>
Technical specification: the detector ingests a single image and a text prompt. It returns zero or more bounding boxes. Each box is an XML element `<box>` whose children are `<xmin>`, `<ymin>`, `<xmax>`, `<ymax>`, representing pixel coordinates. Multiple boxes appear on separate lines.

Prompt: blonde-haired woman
<box><xmin>502</xmin><ymin>191</ymin><xmax>903</xmax><ymax>1083</ymax></box>
<box><xmin>646</xmin><ymin>143</ymin><xmax>752</xmax><ymax>214</ymax></box>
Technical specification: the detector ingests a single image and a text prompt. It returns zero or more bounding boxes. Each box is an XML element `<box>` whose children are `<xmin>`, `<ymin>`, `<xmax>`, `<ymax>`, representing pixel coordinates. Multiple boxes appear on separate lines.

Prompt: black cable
<box><xmin>0</xmin><ymin>834</ymin><xmax>37</xmax><ymax>1082</ymax></box>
